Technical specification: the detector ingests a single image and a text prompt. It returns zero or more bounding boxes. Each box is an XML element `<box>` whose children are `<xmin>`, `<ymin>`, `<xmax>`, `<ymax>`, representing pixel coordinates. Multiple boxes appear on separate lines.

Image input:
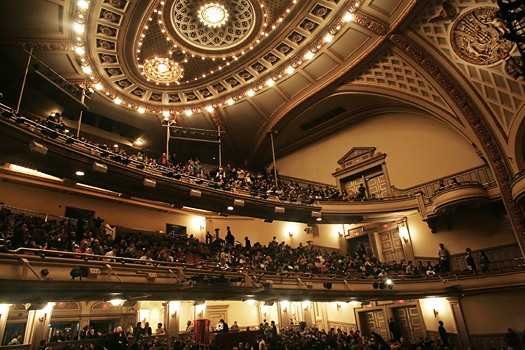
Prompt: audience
<box><xmin>0</xmin><ymin>110</ymin><xmax>398</xmax><ymax>203</ymax></box>
<box><xmin>0</xmin><ymin>204</ymin><xmax>501</xmax><ymax>282</ymax></box>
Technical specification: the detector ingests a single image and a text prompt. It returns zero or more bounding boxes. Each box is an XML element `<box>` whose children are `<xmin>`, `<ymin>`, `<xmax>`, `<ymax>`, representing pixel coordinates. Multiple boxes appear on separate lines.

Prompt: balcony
<box><xmin>430</xmin><ymin>182</ymin><xmax>490</xmax><ymax>216</ymax></box>
<box><xmin>511</xmin><ymin>169</ymin><xmax>525</xmax><ymax>206</ymax></box>
<box><xmin>0</xmin><ymin>247</ymin><xmax>523</xmax><ymax>303</ymax></box>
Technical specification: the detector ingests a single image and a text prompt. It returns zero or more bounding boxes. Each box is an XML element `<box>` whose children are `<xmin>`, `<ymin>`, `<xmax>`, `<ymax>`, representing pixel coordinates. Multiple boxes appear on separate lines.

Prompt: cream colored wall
<box><xmin>205</xmin><ymin>301</ymin><xmax>259</xmax><ymax>329</ymax></box>
<box><xmin>407</xmin><ymin>210</ymin><xmax>517</xmax><ymax>257</ymax></box>
<box><xmin>419</xmin><ymin>298</ymin><xmax>457</xmax><ymax>333</ymax></box>
<box><xmin>325</xmin><ymin>302</ymin><xmax>357</xmax><ymax>324</ymax></box>
<box><xmin>0</xmin><ymin>181</ymin><xmax>206</xmax><ymax>240</ymax></box>
<box><xmin>178</xmin><ymin>302</ymin><xmax>193</xmax><ymax>332</ymax></box>
<box><xmin>276</xmin><ymin>113</ymin><xmax>484</xmax><ymax>188</ymax></box>
<box><xmin>207</xmin><ymin>217</ymin><xmax>341</xmax><ymax>249</ymax></box>
<box><xmin>459</xmin><ymin>290</ymin><xmax>525</xmax><ymax>334</ymax></box>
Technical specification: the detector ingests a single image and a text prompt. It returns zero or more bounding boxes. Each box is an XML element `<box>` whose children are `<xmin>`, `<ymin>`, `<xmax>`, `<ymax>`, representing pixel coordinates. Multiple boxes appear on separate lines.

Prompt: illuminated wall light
<box><xmin>75</xmin><ymin>47</ymin><xmax>85</xmax><ymax>54</ymax></box>
<box><xmin>247</xmin><ymin>89</ymin><xmax>255</xmax><ymax>97</ymax></box>
<box><xmin>266</xmin><ymin>79</ymin><xmax>274</xmax><ymax>86</ymax></box>
<box><xmin>82</xmin><ymin>66</ymin><xmax>91</xmax><ymax>74</ymax></box>
<box><xmin>305</xmin><ymin>51</ymin><xmax>314</xmax><ymax>60</ymax></box>
<box><xmin>324</xmin><ymin>34</ymin><xmax>333</xmax><ymax>42</ymax></box>
<box><xmin>206</xmin><ymin>106</ymin><xmax>214</xmax><ymax>112</ymax></box>
<box><xmin>185</xmin><ymin>110</ymin><xmax>192</xmax><ymax>116</ymax></box>
<box><xmin>246</xmin><ymin>299</ymin><xmax>256</xmax><ymax>305</ymax></box>
<box><xmin>286</xmin><ymin>66</ymin><xmax>294</xmax><ymax>74</ymax></box>
<box><xmin>138</xmin><ymin>107</ymin><xmax>146</xmax><ymax>113</ymax></box>
<box><xmin>114</xmin><ymin>98</ymin><xmax>122</xmax><ymax>105</ymax></box>
<box><xmin>227</xmin><ymin>99</ymin><xmax>234</xmax><ymax>105</ymax></box>
<box><xmin>136</xmin><ymin>140</ymin><xmax>143</xmax><ymax>145</ymax></box>
<box><xmin>78</xmin><ymin>0</ymin><xmax>89</xmax><ymax>9</ymax></box>
<box><xmin>110</xmin><ymin>299</ymin><xmax>124</xmax><ymax>306</ymax></box>
<box><xmin>74</xmin><ymin>23</ymin><xmax>85</xmax><ymax>33</ymax></box>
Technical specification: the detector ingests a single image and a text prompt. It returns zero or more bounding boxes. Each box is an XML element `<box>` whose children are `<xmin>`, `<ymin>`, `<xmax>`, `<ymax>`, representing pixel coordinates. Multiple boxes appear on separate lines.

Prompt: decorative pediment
<box><xmin>337</xmin><ymin>147</ymin><xmax>377</xmax><ymax>166</ymax></box>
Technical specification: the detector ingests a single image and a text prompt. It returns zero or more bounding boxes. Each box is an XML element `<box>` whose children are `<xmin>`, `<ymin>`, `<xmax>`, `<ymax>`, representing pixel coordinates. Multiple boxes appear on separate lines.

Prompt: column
<box><xmin>166</xmin><ymin>302</ymin><xmax>180</xmax><ymax>339</ymax></box>
<box><xmin>446</xmin><ymin>297</ymin><xmax>471</xmax><ymax>349</ymax></box>
<box><xmin>0</xmin><ymin>304</ymin><xmax>11</xmax><ymax>345</ymax></box>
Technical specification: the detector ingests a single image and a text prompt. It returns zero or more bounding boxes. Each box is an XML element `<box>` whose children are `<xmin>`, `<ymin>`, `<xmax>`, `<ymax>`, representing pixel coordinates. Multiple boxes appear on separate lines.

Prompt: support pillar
<box><xmin>0</xmin><ymin>305</ymin><xmax>11</xmax><ymax>345</ymax></box>
<box><xmin>447</xmin><ymin>297</ymin><xmax>470</xmax><ymax>349</ymax></box>
<box><xmin>166</xmin><ymin>302</ymin><xmax>180</xmax><ymax>339</ymax></box>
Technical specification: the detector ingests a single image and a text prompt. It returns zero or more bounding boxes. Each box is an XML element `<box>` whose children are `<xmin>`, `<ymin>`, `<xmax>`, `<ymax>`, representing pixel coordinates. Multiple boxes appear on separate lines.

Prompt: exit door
<box><xmin>393</xmin><ymin>306</ymin><xmax>425</xmax><ymax>341</ymax></box>
<box><xmin>378</xmin><ymin>229</ymin><xmax>405</xmax><ymax>262</ymax></box>
<box><xmin>359</xmin><ymin>310</ymin><xmax>388</xmax><ymax>340</ymax></box>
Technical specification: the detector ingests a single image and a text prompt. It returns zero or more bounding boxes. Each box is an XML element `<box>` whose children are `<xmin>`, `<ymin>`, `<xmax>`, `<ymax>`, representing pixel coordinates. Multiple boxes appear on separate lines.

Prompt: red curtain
<box><xmin>194</xmin><ymin>319</ymin><xmax>209</xmax><ymax>343</ymax></box>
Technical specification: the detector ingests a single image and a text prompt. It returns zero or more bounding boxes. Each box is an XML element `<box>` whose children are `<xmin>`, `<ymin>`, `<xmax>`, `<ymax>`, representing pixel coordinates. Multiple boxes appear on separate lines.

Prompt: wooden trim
<box><xmin>414</xmin><ymin>243</ymin><xmax>521</xmax><ymax>261</ymax></box>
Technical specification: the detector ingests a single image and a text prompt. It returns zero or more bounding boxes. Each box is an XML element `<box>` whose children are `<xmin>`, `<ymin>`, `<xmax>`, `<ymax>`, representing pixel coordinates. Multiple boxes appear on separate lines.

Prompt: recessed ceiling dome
<box><xmin>171</xmin><ymin>0</ymin><xmax>255</xmax><ymax>50</ymax></box>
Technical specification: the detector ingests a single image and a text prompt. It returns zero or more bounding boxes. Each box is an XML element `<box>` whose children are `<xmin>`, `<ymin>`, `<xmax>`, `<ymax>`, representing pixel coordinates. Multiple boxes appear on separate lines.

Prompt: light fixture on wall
<box><xmin>433</xmin><ymin>308</ymin><xmax>439</xmax><ymax>318</ymax></box>
<box><xmin>110</xmin><ymin>299</ymin><xmax>124</xmax><ymax>306</ymax></box>
<box><xmin>336</xmin><ymin>303</ymin><xmax>342</xmax><ymax>311</ymax></box>
<box><xmin>338</xmin><ymin>231</ymin><xmax>343</xmax><ymax>237</ymax></box>
<box><xmin>289</xmin><ymin>232</ymin><xmax>293</xmax><ymax>238</ymax></box>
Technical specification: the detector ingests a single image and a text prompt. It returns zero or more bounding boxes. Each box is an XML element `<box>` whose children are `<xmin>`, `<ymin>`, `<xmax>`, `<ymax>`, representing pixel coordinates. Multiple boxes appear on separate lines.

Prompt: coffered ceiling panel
<box><xmin>33</xmin><ymin>52</ymin><xmax>79</xmax><ymax>75</ymax></box>
<box><xmin>277</xmin><ymin>73</ymin><xmax>311</xmax><ymax>99</ymax></box>
<box><xmin>369</xmin><ymin>0</ymin><xmax>403</xmax><ymax>16</ymax></box>
<box><xmin>0</xmin><ymin>0</ymin><xmax>64</xmax><ymax>34</ymax></box>
<box><xmin>328</xmin><ymin>28</ymin><xmax>370</xmax><ymax>61</ymax></box>
<box><xmin>180</xmin><ymin>112</ymin><xmax>216</xmax><ymax>131</ymax></box>
<box><xmin>252</xmin><ymin>89</ymin><xmax>287</xmax><ymax>117</ymax></box>
<box><xmin>224</xmin><ymin>101</ymin><xmax>266</xmax><ymax>156</ymax></box>
<box><xmin>303</xmin><ymin>53</ymin><xmax>339</xmax><ymax>81</ymax></box>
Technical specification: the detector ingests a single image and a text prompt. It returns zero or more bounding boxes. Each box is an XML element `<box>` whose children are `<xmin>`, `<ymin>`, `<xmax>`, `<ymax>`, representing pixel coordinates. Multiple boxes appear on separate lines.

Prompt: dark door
<box><xmin>379</xmin><ymin>229</ymin><xmax>405</xmax><ymax>263</ymax></box>
<box><xmin>359</xmin><ymin>310</ymin><xmax>388</xmax><ymax>340</ymax></box>
<box><xmin>346</xmin><ymin>235</ymin><xmax>373</xmax><ymax>258</ymax></box>
<box><xmin>393</xmin><ymin>306</ymin><xmax>425</xmax><ymax>341</ymax></box>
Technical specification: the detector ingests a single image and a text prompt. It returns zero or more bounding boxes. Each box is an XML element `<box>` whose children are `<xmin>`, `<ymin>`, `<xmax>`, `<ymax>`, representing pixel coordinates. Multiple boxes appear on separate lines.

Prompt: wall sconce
<box><xmin>199</xmin><ymin>225</ymin><xmax>204</xmax><ymax>232</ymax></box>
<box><xmin>171</xmin><ymin>311</ymin><xmax>178</xmax><ymax>318</ymax></box>
<box><xmin>289</xmin><ymin>232</ymin><xmax>293</xmax><ymax>238</ymax></box>
<box><xmin>338</xmin><ymin>232</ymin><xmax>343</xmax><ymax>238</ymax></box>
<box><xmin>282</xmin><ymin>307</ymin><xmax>288</xmax><ymax>313</ymax></box>
<box><xmin>38</xmin><ymin>313</ymin><xmax>47</xmax><ymax>322</ymax></box>
<box><xmin>336</xmin><ymin>303</ymin><xmax>342</xmax><ymax>311</ymax></box>
<box><xmin>402</xmin><ymin>236</ymin><xmax>408</xmax><ymax>243</ymax></box>
<box><xmin>433</xmin><ymin>309</ymin><xmax>439</xmax><ymax>318</ymax></box>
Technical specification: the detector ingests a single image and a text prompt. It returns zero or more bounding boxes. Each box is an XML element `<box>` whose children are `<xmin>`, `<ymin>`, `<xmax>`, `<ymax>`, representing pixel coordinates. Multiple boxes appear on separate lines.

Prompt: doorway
<box><xmin>346</xmin><ymin>235</ymin><xmax>373</xmax><ymax>257</ymax></box>
<box><xmin>393</xmin><ymin>306</ymin><xmax>425</xmax><ymax>342</ymax></box>
<box><xmin>359</xmin><ymin>310</ymin><xmax>388</xmax><ymax>339</ymax></box>
<box><xmin>378</xmin><ymin>229</ymin><xmax>405</xmax><ymax>262</ymax></box>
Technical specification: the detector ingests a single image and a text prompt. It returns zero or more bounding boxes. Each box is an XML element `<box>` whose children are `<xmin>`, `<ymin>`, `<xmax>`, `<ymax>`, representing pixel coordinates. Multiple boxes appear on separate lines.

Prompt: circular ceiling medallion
<box><xmin>450</xmin><ymin>7</ymin><xmax>515</xmax><ymax>66</ymax></box>
<box><xmin>142</xmin><ymin>57</ymin><xmax>184</xmax><ymax>84</ymax></box>
<box><xmin>171</xmin><ymin>0</ymin><xmax>255</xmax><ymax>50</ymax></box>
<box><xmin>198</xmin><ymin>3</ymin><xmax>228</xmax><ymax>28</ymax></box>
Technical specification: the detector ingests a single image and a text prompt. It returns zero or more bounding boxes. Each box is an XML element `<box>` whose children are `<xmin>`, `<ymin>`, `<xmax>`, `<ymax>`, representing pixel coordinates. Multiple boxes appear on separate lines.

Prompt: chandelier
<box><xmin>141</xmin><ymin>57</ymin><xmax>184</xmax><ymax>84</ymax></box>
<box><xmin>198</xmin><ymin>3</ymin><xmax>229</xmax><ymax>28</ymax></box>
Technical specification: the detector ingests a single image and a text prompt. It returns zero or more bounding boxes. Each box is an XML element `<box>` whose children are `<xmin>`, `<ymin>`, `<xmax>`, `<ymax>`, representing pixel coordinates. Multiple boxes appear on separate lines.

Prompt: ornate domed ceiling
<box><xmin>75</xmin><ymin>0</ymin><xmax>368</xmax><ymax>114</ymax></box>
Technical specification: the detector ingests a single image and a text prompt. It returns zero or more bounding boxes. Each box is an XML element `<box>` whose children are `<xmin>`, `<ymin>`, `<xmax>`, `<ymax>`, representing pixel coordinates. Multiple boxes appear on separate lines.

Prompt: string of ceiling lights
<box><xmin>72</xmin><ymin>0</ymin><xmax>362</xmax><ymax>117</ymax></box>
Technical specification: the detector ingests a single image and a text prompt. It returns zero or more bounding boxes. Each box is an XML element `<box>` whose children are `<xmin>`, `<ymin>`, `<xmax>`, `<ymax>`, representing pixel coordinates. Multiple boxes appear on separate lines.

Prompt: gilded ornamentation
<box><xmin>450</xmin><ymin>7</ymin><xmax>515</xmax><ymax>66</ymax></box>
<box><xmin>390</xmin><ymin>33</ymin><xmax>525</xmax><ymax>246</ymax></box>
<box><xmin>353</xmin><ymin>13</ymin><xmax>389</xmax><ymax>36</ymax></box>
<box><xmin>171</xmin><ymin>0</ymin><xmax>254</xmax><ymax>49</ymax></box>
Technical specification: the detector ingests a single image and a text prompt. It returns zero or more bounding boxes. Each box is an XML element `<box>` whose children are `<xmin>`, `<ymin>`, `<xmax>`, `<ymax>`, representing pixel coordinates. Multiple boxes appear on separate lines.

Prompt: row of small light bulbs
<box><xmin>84</xmin><ymin>1</ymin><xmax>361</xmax><ymax>116</ymax></box>
<box><xmin>73</xmin><ymin>0</ymin><xmax>92</xmax><ymax>75</ymax></box>
<box><xmin>141</xmin><ymin>0</ymin><xmax>301</xmax><ymax>85</ymax></box>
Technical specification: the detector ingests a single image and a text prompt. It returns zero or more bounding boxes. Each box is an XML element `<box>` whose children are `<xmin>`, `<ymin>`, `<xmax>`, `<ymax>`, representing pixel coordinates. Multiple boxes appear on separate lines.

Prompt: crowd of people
<box><xmin>0</xmin><ymin>203</ymin><xmax>488</xmax><ymax>281</ymax></box>
<box><xmin>2</xmin><ymin>110</ymin><xmax>390</xmax><ymax>203</ymax></box>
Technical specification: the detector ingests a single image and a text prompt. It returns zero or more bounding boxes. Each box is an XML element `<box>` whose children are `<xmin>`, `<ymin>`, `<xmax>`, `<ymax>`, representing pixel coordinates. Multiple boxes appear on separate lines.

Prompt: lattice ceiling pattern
<box><xmin>409</xmin><ymin>0</ymin><xmax>525</xmax><ymax>135</ymax></box>
<box><xmin>348</xmin><ymin>50</ymin><xmax>453</xmax><ymax>113</ymax></box>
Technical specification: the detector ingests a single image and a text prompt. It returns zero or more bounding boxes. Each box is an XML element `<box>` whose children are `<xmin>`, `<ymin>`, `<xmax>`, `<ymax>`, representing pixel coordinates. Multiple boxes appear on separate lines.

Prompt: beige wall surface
<box><xmin>419</xmin><ymin>298</ymin><xmax>457</xmax><ymax>333</ymax></box>
<box><xmin>0</xmin><ymin>181</ymin><xmax>340</xmax><ymax>249</ymax></box>
<box><xmin>206</xmin><ymin>217</ymin><xmax>341</xmax><ymax>249</ymax></box>
<box><xmin>205</xmin><ymin>301</ymin><xmax>259</xmax><ymax>329</ymax></box>
<box><xmin>276</xmin><ymin>113</ymin><xmax>484</xmax><ymax>188</ymax></box>
<box><xmin>459</xmin><ymin>290</ymin><xmax>525</xmax><ymax>334</ymax></box>
<box><xmin>325</xmin><ymin>302</ymin><xmax>357</xmax><ymax>324</ymax></box>
<box><xmin>407</xmin><ymin>210</ymin><xmax>517</xmax><ymax>257</ymax></box>
<box><xmin>0</xmin><ymin>181</ymin><xmax>207</xmax><ymax>239</ymax></box>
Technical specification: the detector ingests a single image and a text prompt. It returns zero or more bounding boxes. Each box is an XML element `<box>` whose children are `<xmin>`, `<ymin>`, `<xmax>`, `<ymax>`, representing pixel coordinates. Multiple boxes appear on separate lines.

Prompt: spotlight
<box><xmin>386</xmin><ymin>279</ymin><xmax>392</xmax><ymax>285</ymax></box>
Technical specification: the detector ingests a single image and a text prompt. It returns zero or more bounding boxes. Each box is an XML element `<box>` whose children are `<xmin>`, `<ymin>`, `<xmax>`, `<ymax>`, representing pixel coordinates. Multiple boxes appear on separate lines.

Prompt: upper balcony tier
<box><xmin>0</xmin><ymin>111</ymin><xmax>500</xmax><ymax>224</ymax></box>
<box><xmin>430</xmin><ymin>182</ymin><xmax>491</xmax><ymax>216</ymax></box>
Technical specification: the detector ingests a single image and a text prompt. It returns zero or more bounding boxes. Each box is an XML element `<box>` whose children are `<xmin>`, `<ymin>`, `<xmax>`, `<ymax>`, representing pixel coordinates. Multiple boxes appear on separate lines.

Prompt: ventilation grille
<box><xmin>299</xmin><ymin>106</ymin><xmax>346</xmax><ymax>131</ymax></box>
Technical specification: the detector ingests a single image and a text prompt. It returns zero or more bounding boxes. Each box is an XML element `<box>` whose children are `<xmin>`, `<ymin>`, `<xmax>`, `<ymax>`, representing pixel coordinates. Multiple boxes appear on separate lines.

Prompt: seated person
<box><xmin>185</xmin><ymin>320</ymin><xmax>194</xmax><ymax>333</ymax></box>
<box><xmin>230</xmin><ymin>321</ymin><xmax>240</xmax><ymax>332</ymax></box>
